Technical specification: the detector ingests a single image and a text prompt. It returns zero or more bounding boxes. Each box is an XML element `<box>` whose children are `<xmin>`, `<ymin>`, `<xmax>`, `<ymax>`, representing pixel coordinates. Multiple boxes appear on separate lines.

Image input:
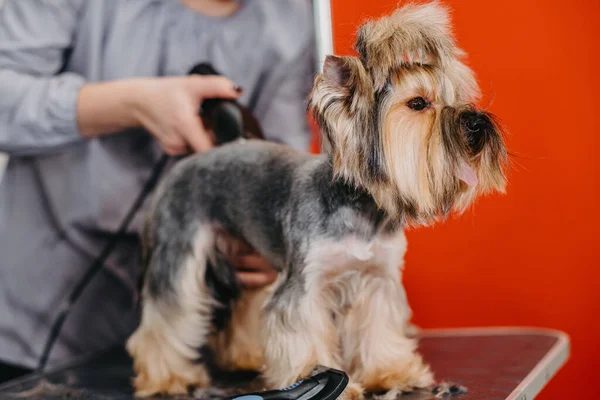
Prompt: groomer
<box><xmin>0</xmin><ymin>0</ymin><xmax>315</xmax><ymax>382</ymax></box>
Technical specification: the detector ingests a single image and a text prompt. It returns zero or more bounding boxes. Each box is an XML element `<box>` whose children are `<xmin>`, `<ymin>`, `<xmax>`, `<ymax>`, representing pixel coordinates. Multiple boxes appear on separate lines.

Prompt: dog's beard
<box><xmin>380</xmin><ymin>101</ymin><xmax>507</xmax><ymax>222</ymax></box>
<box><xmin>380</xmin><ymin>101</ymin><xmax>464</xmax><ymax>220</ymax></box>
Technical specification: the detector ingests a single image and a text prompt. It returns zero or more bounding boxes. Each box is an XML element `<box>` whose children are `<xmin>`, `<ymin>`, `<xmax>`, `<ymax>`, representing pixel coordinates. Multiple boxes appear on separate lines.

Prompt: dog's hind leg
<box><xmin>127</xmin><ymin>225</ymin><xmax>215</xmax><ymax>397</ymax></box>
<box><xmin>211</xmin><ymin>286</ymin><xmax>271</xmax><ymax>372</ymax></box>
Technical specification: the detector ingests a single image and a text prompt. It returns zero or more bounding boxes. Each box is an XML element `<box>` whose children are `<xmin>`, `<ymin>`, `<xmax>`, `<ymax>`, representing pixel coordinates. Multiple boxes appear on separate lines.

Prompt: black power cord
<box><xmin>35</xmin><ymin>62</ymin><xmax>264</xmax><ymax>374</ymax></box>
<box><xmin>36</xmin><ymin>153</ymin><xmax>170</xmax><ymax>373</ymax></box>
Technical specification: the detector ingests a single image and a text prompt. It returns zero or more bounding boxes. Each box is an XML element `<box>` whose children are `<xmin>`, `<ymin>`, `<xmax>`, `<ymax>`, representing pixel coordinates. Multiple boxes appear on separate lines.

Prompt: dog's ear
<box><xmin>315</xmin><ymin>55</ymin><xmax>374</xmax><ymax>114</ymax></box>
<box><xmin>323</xmin><ymin>55</ymin><xmax>352</xmax><ymax>88</ymax></box>
<box><xmin>308</xmin><ymin>54</ymin><xmax>376</xmax><ymax>179</ymax></box>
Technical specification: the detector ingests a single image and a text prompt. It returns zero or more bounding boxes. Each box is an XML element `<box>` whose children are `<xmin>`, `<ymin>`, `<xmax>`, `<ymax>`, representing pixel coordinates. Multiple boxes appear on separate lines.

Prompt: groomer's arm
<box><xmin>0</xmin><ymin>0</ymin><xmax>240</xmax><ymax>157</ymax></box>
<box><xmin>0</xmin><ymin>0</ymin><xmax>86</xmax><ymax>156</ymax></box>
<box><xmin>77</xmin><ymin>76</ymin><xmax>241</xmax><ymax>155</ymax></box>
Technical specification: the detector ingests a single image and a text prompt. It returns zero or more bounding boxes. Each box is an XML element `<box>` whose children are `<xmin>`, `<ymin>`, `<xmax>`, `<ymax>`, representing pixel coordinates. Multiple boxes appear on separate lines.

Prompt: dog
<box><xmin>126</xmin><ymin>2</ymin><xmax>508</xmax><ymax>398</ymax></box>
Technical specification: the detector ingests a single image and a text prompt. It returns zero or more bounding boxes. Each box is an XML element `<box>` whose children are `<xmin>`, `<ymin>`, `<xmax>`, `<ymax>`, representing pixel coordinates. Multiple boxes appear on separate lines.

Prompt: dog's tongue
<box><xmin>458</xmin><ymin>160</ymin><xmax>478</xmax><ymax>187</ymax></box>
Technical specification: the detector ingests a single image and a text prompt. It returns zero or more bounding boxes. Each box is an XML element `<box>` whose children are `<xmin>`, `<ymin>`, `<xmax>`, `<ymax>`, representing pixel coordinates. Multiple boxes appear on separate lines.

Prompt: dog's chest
<box><xmin>303</xmin><ymin>229</ymin><xmax>408</xmax><ymax>293</ymax></box>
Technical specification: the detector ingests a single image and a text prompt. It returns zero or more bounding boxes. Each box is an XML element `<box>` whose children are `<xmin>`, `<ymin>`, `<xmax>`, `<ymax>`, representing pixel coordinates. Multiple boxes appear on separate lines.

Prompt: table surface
<box><xmin>0</xmin><ymin>327</ymin><xmax>570</xmax><ymax>400</ymax></box>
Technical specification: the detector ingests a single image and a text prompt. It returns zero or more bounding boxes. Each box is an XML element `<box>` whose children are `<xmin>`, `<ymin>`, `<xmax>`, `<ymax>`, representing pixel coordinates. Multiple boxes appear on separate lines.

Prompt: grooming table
<box><xmin>0</xmin><ymin>327</ymin><xmax>569</xmax><ymax>400</ymax></box>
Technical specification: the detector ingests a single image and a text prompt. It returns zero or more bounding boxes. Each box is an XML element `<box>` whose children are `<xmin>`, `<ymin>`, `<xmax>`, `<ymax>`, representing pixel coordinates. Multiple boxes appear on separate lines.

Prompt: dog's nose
<box><xmin>461</xmin><ymin>111</ymin><xmax>491</xmax><ymax>132</ymax></box>
<box><xmin>460</xmin><ymin>111</ymin><xmax>491</xmax><ymax>152</ymax></box>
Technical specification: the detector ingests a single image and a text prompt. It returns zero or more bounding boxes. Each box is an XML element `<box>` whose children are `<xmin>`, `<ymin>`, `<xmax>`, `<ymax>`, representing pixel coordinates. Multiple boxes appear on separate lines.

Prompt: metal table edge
<box><xmin>418</xmin><ymin>326</ymin><xmax>571</xmax><ymax>400</ymax></box>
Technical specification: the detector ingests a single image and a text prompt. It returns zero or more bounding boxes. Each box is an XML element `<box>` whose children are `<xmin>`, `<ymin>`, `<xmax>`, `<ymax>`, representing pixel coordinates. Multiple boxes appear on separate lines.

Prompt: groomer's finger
<box><xmin>188</xmin><ymin>75</ymin><xmax>243</xmax><ymax>99</ymax></box>
<box><xmin>182</xmin><ymin>114</ymin><xmax>214</xmax><ymax>153</ymax></box>
<box><xmin>162</xmin><ymin>142</ymin><xmax>189</xmax><ymax>156</ymax></box>
<box><xmin>231</xmin><ymin>254</ymin><xmax>272</xmax><ymax>271</ymax></box>
<box><xmin>236</xmin><ymin>270</ymin><xmax>278</xmax><ymax>289</ymax></box>
<box><xmin>230</xmin><ymin>240</ymin><xmax>255</xmax><ymax>256</ymax></box>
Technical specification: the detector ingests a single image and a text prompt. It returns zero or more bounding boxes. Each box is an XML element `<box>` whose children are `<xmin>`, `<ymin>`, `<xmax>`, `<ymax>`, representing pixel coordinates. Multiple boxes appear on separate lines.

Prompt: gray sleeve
<box><xmin>0</xmin><ymin>0</ymin><xmax>87</xmax><ymax>156</ymax></box>
<box><xmin>258</xmin><ymin>40</ymin><xmax>317</xmax><ymax>152</ymax></box>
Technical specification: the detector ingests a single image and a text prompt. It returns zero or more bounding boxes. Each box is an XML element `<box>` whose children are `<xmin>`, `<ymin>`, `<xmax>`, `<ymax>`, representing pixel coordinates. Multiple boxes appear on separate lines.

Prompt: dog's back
<box><xmin>142</xmin><ymin>140</ymin><xmax>314</xmax><ymax>298</ymax></box>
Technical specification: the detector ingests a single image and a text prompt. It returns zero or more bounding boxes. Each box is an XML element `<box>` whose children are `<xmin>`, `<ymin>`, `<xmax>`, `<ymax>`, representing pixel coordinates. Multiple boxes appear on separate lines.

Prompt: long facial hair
<box><xmin>308</xmin><ymin>2</ymin><xmax>508</xmax><ymax>227</ymax></box>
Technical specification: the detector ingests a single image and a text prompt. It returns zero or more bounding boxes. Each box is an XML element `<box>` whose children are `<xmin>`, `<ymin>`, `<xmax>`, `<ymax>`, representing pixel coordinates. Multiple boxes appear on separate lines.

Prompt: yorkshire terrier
<box><xmin>126</xmin><ymin>2</ymin><xmax>508</xmax><ymax>398</ymax></box>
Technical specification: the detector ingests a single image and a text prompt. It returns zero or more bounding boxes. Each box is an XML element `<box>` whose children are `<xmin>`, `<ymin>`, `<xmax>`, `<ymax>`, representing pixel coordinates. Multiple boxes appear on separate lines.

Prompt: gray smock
<box><xmin>0</xmin><ymin>0</ymin><xmax>316</xmax><ymax>369</ymax></box>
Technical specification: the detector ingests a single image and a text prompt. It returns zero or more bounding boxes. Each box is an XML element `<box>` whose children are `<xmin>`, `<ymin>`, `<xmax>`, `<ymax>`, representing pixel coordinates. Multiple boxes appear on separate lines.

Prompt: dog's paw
<box><xmin>130</xmin><ymin>358</ymin><xmax>210</xmax><ymax>397</ymax></box>
<box><xmin>339</xmin><ymin>382</ymin><xmax>365</xmax><ymax>400</ymax></box>
<box><xmin>359</xmin><ymin>354</ymin><xmax>434</xmax><ymax>396</ymax></box>
<box><xmin>305</xmin><ymin>364</ymin><xmax>332</xmax><ymax>377</ymax></box>
<box><xmin>432</xmin><ymin>382</ymin><xmax>468</xmax><ymax>398</ymax></box>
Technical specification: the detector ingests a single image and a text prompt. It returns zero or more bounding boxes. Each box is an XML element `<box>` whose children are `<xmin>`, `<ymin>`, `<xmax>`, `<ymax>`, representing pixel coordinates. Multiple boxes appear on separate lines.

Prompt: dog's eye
<box><xmin>406</xmin><ymin>97</ymin><xmax>429</xmax><ymax>111</ymax></box>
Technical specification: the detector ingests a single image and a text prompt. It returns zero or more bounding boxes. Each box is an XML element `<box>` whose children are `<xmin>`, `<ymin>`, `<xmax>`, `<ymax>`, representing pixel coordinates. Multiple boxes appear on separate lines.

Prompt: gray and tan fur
<box><xmin>126</xmin><ymin>2</ymin><xmax>508</xmax><ymax>398</ymax></box>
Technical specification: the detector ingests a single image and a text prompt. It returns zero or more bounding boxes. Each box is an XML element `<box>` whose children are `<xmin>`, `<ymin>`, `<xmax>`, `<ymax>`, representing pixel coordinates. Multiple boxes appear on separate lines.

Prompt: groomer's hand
<box><xmin>77</xmin><ymin>76</ymin><xmax>241</xmax><ymax>155</ymax></box>
<box><xmin>230</xmin><ymin>250</ymin><xmax>278</xmax><ymax>289</ymax></box>
<box><xmin>131</xmin><ymin>76</ymin><xmax>242</xmax><ymax>155</ymax></box>
<box><xmin>215</xmin><ymin>231</ymin><xmax>278</xmax><ymax>289</ymax></box>
<box><xmin>229</xmin><ymin>240</ymin><xmax>278</xmax><ymax>289</ymax></box>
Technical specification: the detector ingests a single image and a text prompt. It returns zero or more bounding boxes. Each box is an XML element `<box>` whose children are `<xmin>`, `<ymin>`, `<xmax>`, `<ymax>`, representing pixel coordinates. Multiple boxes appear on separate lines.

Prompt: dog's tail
<box><xmin>138</xmin><ymin>172</ymin><xmax>241</xmax><ymax>334</ymax></box>
<box><xmin>139</xmin><ymin>193</ymin><xmax>241</xmax><ymax>325</ymax></box>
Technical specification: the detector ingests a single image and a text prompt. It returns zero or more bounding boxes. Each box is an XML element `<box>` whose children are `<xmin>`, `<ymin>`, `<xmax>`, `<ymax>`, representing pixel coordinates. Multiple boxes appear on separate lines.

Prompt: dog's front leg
<box><xmin>260</xmin><ymin>279</ymin><xmax>341</xmax><ymax>389</ymax></box>
<box><xmin>341</xmin><ymin>273</ymin><xmax>433</xmax><ymax>397</ymax></box>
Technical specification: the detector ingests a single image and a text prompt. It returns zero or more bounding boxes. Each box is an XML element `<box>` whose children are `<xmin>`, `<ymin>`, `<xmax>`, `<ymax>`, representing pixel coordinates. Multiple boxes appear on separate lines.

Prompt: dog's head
<box><xmin>308</xmin><ymin>1</ymin><xmax>508</xmax><ymax>226</ymax></box>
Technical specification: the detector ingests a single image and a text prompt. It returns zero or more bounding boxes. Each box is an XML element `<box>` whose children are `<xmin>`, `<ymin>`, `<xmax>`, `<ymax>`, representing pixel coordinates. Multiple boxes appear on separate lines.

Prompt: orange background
<box><xmin>311</xmin><ymin>0</ymin><xmax>600</xmax><ymax>398</ymax></box>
